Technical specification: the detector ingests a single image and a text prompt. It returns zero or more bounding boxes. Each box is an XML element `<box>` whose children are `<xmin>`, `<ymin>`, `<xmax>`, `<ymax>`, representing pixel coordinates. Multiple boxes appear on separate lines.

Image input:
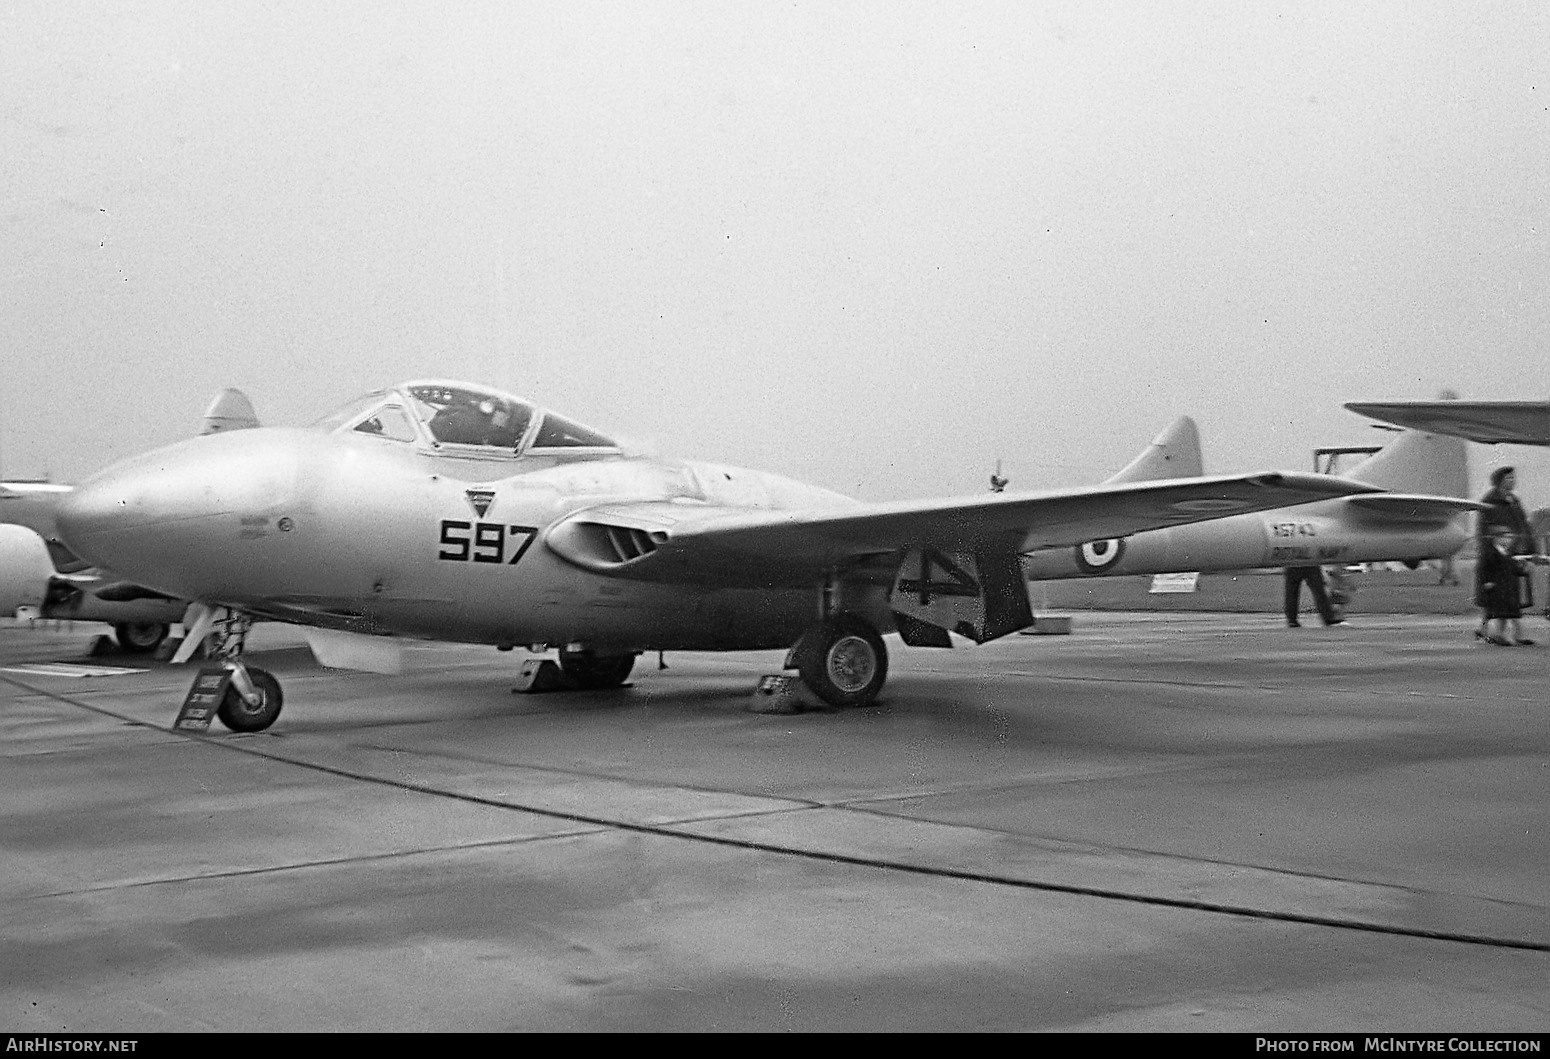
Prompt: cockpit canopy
<box><xmin>313</xmin><ymin>379</ymin><xmax>619</xmax><ymax>458</ymax></box>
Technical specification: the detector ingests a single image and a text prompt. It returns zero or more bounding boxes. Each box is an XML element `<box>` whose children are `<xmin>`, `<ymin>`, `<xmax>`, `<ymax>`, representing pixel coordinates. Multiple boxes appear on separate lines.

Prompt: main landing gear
<box><xmin>557</xmin><ymin>647</ymin><xmax>636</xmax><ymax>689</ymax></box>
<box><xmin>789</xmin><ymin>614</ymin><xmax>889</xmax><ymax>709</ymax></box>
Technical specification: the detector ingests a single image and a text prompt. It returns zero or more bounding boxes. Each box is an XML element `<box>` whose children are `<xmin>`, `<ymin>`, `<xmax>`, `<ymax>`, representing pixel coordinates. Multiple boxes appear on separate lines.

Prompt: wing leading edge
<box><xmin>546</xmin><ymin>470</ymin><xmax>1381</xmax><ymax>587</ymax></box>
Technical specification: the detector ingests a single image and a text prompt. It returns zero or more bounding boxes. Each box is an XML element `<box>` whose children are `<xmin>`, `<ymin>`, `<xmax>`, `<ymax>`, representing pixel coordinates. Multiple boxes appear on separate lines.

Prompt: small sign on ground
<box><xmin>1149</xmin><ymin>572</ymin><xmax>1201</xmax><ymax>594</ymax></box>
<box><xmin>174</xmin><ymin>668</ymin><xmax>232</xmax><ymax>732</ymax></box>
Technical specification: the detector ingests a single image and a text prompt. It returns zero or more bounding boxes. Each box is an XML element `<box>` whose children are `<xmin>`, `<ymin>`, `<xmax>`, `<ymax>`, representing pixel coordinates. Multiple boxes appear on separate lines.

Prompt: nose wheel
<box><xmin>792</xmin><ymin>614</ymin><xmax>888</xmax><ymax>708</ymax></box>
<box><xmin>215</xmin><ymin>663</ymin><xmax>284</xmax><ymax>732</ymax></box>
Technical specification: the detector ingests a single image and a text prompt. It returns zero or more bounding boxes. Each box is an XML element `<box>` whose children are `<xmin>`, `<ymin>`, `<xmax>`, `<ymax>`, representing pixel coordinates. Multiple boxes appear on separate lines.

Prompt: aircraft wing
<box><xmin>1345</xmin><ymin>401</ymin><xmax>1550</xmax><ymax>446</ymax></box>
<box><xmin>547</xmin><ymin>471</ymin><xmax>1381</xmax><ymax>587</ymax></box>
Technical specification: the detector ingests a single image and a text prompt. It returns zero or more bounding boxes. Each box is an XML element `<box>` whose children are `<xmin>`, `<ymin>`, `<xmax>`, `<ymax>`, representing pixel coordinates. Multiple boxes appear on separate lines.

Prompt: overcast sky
<box><xmin>3</xmin><ymin>1</ymin><xmax>1547</xmax><ymax>504</ymax></box>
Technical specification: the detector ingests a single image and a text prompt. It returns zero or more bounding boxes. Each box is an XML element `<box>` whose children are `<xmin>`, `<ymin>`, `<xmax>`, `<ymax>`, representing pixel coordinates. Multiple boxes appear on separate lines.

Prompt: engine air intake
<box><xmin>546</xmin><ymin>519</ymin><xmax>664</xmax><ymax>570</ymax></box>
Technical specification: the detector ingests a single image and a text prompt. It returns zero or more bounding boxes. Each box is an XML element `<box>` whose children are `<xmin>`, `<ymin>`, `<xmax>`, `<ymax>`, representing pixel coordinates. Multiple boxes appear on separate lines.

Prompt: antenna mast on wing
<box><xmin>989</xmin><ymin>459</ymin><xmax>1008</xmax><ymax>493</ymax></box>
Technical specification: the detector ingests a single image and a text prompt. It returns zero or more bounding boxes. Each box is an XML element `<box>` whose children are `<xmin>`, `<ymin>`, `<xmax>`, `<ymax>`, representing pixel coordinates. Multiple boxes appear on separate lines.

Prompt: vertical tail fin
<box><xmin>1343</xmin><ymin>430</ymin><xmax>1469</xmax><ymax>497</ymax></box>
<box><xmin>1104</xmin><ymin>416</ymin><xmax>1203</xmax><ymax>484</ymax></box>
<box><xmin>201</xmin><ymin>389</ymin><xmax>259</xmax><ymax>435</ymax></box>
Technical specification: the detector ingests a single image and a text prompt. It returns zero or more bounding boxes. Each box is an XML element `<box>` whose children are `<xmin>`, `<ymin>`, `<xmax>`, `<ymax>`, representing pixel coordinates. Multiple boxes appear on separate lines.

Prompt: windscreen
<box><xmin>408</xmin><ymin>384</ymin><xmax>533</xmax><ymax>449</ymax></box>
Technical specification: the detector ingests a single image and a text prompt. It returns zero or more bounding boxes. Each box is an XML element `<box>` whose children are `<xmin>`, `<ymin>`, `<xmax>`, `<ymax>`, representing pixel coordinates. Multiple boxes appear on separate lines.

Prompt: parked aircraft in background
<box><xmin>49</xmin><ymin>379</ymin><xmax>1376</xmax><ymax>731</ymax></box>
<box><xmin>0</xmin><ymin>390</ymin><xmax>255</xmax><ymax>652</ymax></box>
<box><xmin>1</xmin><ymin>482</ymin><xmax>184</xmax><ymax>652</ymax></box>
<box><xmin>1346</xmin><ymin>400</ymin><xmax>1550</xmax><ymax>447</ymax></box>
<box><xmin>1022</xmin><ymin>415</ymin><xmax>1480</xmax><ymax>582</ymax></box>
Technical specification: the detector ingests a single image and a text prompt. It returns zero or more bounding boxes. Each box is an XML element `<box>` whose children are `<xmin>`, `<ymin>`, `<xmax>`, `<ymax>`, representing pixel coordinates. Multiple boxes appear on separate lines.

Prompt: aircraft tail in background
<box><xmin>1023</xmin><ymin>414</ymin><xmax>1481</xmax><ymax>582</ymax></box>
<box><xmin>1342</xmin><ymin>428</ymin><xmax>1469</xmax><ymax>499</ymax></box>
<box><xmin>1103</xmin><ymin>416</ymin><xmax>1203</xmax><ymax>484</ymax></box>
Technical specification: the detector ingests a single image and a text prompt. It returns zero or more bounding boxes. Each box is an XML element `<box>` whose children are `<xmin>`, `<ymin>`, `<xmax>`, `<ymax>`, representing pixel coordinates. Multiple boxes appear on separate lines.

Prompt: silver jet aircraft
<box><xmin>52</xmin><ymin>379</ymin><xmax>1377</xmax><ymax>732</ymax></box>
<box><xmin>1022</xmin><ymin>415</ymin><xmax>1479</xmax><ymax>581</ymax></box>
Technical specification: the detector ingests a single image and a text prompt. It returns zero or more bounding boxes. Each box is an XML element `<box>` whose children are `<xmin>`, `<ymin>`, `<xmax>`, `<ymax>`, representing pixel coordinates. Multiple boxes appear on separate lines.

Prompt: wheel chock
<box><xmin>87</xmin><ymin>634</ymin><xmax>116</xmax><ymax>657</ymax></box>
<box><xmin>750</xmin><ymin>674</ymin><xmax>827</xmax><ymax>714</ymax></box>
<box><xmin>512</xmin><ymin>658</ymin><xmax>568</xmax><ymax>693</ymax></box>
<box><xmin>154</xmin><ymin>637</ymin><xmax>182</xmax><ymax>661</ymax></box>
<box><xmin>1018</xmin><ymin>615</ymin><xmax>1073</xmax><ymax>635</ymax></box>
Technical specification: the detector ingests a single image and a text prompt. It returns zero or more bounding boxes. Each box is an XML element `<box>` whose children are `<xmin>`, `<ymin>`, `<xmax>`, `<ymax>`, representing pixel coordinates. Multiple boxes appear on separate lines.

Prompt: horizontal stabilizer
<box><xmin>1343</xmin><ymin>493</ymin><xmax>1484</xmax><ymax>525</ymax></box>
<box><xmin>1346</xmin><ymin>401</ymin><xmax>1550</xmax><ymax>446</ymax></box>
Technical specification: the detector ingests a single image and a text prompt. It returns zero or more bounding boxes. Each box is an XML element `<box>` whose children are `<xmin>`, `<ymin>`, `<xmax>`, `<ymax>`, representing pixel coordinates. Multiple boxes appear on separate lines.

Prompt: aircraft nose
<box><xmin>53</xmin><ymin>474</ymin><xmax>131</xmax><ymax>549</ymax></box>
<box><xmin>56</xmin><ymin>431</ymin><xmax>302</xmax><ymax>592</ymax></box>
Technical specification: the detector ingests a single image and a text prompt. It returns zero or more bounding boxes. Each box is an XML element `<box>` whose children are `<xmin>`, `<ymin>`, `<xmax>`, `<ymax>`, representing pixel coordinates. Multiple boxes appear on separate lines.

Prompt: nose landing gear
<box><xmin>216</xmin><ymin>663</ymin><xmax>284</xmax><ymax>732</ymax></box>
<box><xmin>175</xmin><ymin>606</ymin><xmax>285</xmax><ymax>733</ymax></box>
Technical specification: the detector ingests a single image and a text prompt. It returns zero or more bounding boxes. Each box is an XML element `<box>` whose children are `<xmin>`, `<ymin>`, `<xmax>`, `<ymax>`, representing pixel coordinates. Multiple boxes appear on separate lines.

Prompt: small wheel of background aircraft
<box><xmin>114</xmin><ymin>620</ymin><xmax>169</xmax><ymax>654</ymax></box>
<box><xmin>0</xmin><ymin>508</ymin><xmax>187</xmax><ymax>654</ymax></box>
<box><xmin>47</xmin><ymin>379</ymin><xmax>1386</xmax><ymax>731</ymax></box>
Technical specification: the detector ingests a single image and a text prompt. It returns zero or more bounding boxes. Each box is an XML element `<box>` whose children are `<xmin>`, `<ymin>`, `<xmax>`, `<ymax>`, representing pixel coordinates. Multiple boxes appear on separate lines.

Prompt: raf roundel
<box><xmin>1075</xmin><ymin>537</ymin><xmax>1126</xmax><ymax>573</ymax></box>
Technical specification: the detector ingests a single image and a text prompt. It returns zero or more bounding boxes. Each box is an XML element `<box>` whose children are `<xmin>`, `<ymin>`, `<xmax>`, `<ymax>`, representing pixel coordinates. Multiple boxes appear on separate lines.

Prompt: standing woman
<box><xmin>1476</xmin><ymin>527</ymin><xmax>1533</xmax><ymax>645</ymax></box>
<box><xmin>1473</xmin><ymin>467</ymin><xmax>1536</xmax><ymax>639</ymax></box>
<box><xmin>1479</xmin><ymin>467</ymin><xmax>1534</xmax><ymax>553</ymax></box>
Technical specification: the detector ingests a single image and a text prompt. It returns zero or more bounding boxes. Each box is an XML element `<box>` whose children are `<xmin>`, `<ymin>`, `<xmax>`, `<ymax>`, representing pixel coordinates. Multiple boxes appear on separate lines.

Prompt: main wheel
<box><xmin>557</xmin><ymin>649</ymin><xmax>636</xmax><ymax>689</ymax></box>
<box><xmin>216</xmin><ymin>667</ymin><xmax>283</xmax><ymax>732</ymax></box>
<box><xmin>114</xmin><ymin>621</ymin><xmax>169</xmax><ymax>653</ymax></box>
<box><xmin>794</xmin><ymin>615</ymin><xmax>888</xmax><ymax>708</ymax></box>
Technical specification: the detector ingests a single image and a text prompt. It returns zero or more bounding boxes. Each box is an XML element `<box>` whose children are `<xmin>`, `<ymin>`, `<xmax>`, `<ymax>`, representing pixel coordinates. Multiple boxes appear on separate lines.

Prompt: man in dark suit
<box><xmin>1284</xmin><ymin>565</ymin><xmax>1345</xmax><ymax>628</ymax></box>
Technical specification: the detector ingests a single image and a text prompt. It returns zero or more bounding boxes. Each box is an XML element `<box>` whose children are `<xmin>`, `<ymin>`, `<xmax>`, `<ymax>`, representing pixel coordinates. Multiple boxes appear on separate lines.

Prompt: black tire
<box><xmin>114</xmin><ymin>621</ymin><xmax>168</xmax><ymax>654</ymax></box>
<box><xmin>794</xmin><ymin>614</ymin><xmax>888</xmax><ymax>708</ymax></box>
<box><xmin>216</xmin><ymin>667</ymin><xmax>283</xmax><ymax>732</ymax></box>
<box><xmin>557</xmin><ymin>649</ymin><xmax>636</xmax><ymax>689</ymax></box>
